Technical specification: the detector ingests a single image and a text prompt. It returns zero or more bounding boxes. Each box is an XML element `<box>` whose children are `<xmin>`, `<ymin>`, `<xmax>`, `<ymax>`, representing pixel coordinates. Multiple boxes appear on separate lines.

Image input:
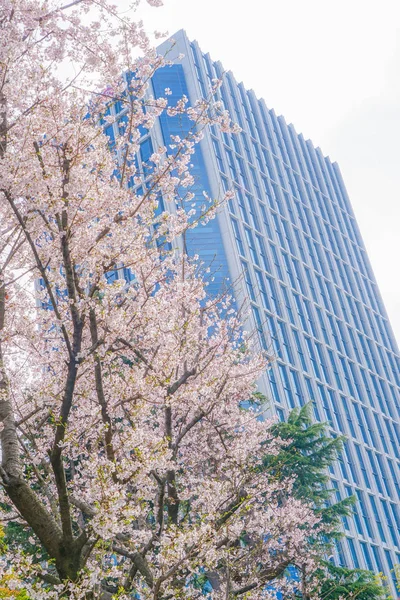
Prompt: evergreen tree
<box><xmin>313</xmin><ymin>562</ymin><xmax>387</xmax><ymax>600</ymax></box>
<box><xmin>263</xmin><ymin>403</ymin><xmax>390</xmax><ymax>599</ymax></box>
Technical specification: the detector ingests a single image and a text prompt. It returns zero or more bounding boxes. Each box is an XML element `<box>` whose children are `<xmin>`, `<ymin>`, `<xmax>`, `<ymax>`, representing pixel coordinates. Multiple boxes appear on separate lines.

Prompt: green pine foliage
<box><xmin>263</xmin><ymin>403</ymin><xmax>392</xmax><ymax>599</ymax></box>
<box><xmin>263</xmin><ymin>403</ymin><xmax>354</xmax><ymax>539</ymax></box>
<box><xmin>312</xmin><ymin>562</ymin><xmax>388</xmax><ymax>599</ymax></box>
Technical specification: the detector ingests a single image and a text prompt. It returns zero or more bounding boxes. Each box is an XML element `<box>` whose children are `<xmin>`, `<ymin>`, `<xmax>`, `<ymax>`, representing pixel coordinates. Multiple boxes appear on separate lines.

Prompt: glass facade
<box><xmin>110</xmin><ymin>30</ymin><xmax>400</xmax><ymax>593</ymax></box>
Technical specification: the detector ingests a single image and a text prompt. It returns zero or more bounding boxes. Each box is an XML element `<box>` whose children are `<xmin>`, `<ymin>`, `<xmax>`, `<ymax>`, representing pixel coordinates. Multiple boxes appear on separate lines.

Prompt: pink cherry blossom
<box><xmin>0</xmin><ymin>2</ymin><xmax>325</xmax><ymax>598</ymax></box>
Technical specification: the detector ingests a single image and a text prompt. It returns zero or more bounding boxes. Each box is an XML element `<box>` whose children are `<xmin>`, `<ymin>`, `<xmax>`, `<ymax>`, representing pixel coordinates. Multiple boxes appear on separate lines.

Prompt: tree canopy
<box><xmin>0</xmin><ymin>2</ymin><xmax>322</xmax><ymax>598</ymax></box>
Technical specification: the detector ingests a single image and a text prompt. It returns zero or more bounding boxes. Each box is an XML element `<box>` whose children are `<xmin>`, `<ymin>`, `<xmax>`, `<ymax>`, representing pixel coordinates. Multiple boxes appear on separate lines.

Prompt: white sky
<box><xmin>135</xmin><ymin>0</ymin><xmax>400</xmax><ymax>343</ymax></box>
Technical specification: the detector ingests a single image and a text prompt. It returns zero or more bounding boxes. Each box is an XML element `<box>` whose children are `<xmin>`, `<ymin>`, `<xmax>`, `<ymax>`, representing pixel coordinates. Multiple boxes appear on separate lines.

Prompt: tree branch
<box><xmin>89</xmin><ymin>309</ymin><xmax>116</xmax><ymax>467</ymax></box>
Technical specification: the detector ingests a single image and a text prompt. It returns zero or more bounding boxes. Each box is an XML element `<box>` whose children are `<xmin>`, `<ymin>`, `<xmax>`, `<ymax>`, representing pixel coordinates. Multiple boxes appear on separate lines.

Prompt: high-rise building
<box><xmin>104</xmin><ymin>30</ymin><xmax>400</xmax><ymax>593</ymax></box>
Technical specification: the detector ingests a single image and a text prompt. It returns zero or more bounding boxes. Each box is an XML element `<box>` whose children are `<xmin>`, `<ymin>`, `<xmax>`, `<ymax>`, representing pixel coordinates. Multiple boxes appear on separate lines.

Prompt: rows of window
<box><xmin>332</xmin><ymin>482</ymin><xmax>400</xmax><ymax>589</ymax></box>
<box><xmin>217</xmin><ymin>147</ymin><xmax>390</xmax><ymax>336</ymax></box>
<box><xmin>269</xmin><ymin>363</ymin><xmax>400</xmax><ymax>536</ymax></box>
<box><xmin>216</xmin><ymin>136</ymin><xmax>393</xmax><ymax>347</ymax></box>
<box><xmin>197</xmin><ymin>50</ymin><xmax>388</xmax><ymax>306</ymax></box>
<box><xmin>268</xmin><ymin>350</ymin><xmax>400</xmax><ymax>452</ymax></box>
<box><xmin>185</xmin><ymin>35</ymin><xmax>400</xmax><ymax>594</ymax></box>
<box><xmin>234</xmin><ymin>218</ymin><xmax>400</xmax><ymax>384</ymax></box>
<box><xmin>193</xmin><ymin>44</ymin><xmax>368</xmax><ymax>248</ymax></box>
<box><xmin>339</xmin><ymin>535</ymin><xmax>400</xmax><ymax>590</ymax></box>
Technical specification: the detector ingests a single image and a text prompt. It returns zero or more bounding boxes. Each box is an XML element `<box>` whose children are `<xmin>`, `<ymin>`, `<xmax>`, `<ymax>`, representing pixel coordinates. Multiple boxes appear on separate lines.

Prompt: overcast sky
<box><xmin>134</xmin><ymin>0</ymin><xmax>400</xmax><ymax>343</ymax></box>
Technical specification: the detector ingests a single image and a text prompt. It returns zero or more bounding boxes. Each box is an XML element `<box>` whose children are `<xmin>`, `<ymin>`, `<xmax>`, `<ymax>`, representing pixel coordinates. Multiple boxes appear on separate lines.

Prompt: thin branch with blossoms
<box><xmin>0</xmin><ymin>1</ymin><xmax>326</xmax><ymax>599</ymax></box>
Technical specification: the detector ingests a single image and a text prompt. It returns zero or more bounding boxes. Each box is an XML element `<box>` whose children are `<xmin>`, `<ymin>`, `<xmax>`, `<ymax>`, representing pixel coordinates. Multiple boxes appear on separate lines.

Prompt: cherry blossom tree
<box><xmin>0</xmin><ymin>2</ymin><xmax>322</xmax><ymax>598</ymax></box>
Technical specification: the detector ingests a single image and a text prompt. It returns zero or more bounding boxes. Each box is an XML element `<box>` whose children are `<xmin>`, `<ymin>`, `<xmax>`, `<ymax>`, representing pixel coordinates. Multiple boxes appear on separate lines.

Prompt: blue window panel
<box><xmin>270</xmin><ymin>244</ymin><xmax>283</xmax><ymax>280</ymax></box>
<box><xmin>355</xmin><ymin>444</ymin><xmax>371</xmax><ymax>488</ymax></box>
<box><xmin>105</xmin><ymin>270</ymin><xmax>119</xmax><ymax>284</ymax></box>
<box><xmin>251</xmin><ymin>305</ymin><xmax>267</xmax><ymax>350</ymax></box>
<box><xmin>347</xmin><ymin>538</ymin><xmax>360</xmax><ymax>569</ymax></box>
<box><xmin>370</xmin><ymin>373</ymin><xmax>388</xmax><ymax>416</ymax></box>
<box><xmin>328</xmin><ymin>389</ymin><xmax>344</xmax><ymax>432</ymax></box>
<box><xmin>272</xmin><ymin>182</ymin><xmax>285</xmax><ymax>217</ymax></box>
<box><xmin>276</xmin><ymin>407</ymin><xmax>285</xmax><ymax>421</ymax></box>
<box><xmin>294</xmin><ymin>229</ymin><xmax>307</xmax><ymax>262</ymax></box>
<box><xmin>292</xmin><ymin>328</ymin><xmax>308</xmax><ymax>372</ymax></box>
<box><xmin>336</xmin><ymin>446</ymin><xmax>349</xmax><ymax>480</ymax></box>
<box><xmin>244</xmin><ymin>228</ymin><xmax>259</xmax><ymax>266</ymax></box>
<box><xmin>348</xmin><ymin>327</ymin><xmax>361</xmax><ymax>363</ymax></box>
<box><xmin>360</xmin><ymin>542</ymin><xmax>374</xmax><ymax>570</ymax></box>
<box><xmin>383</xmin><ymin>550</ymin><xmax>398</xmax><ymax>590</ymax></box>
<box><xmin>344</xmin><ymin>443</ymin><xmax>359</xmax><ymax>484</ymax></box>
<box><xmin>283</xmin><ymin>252</ymin><xmax>296</xmax><ymax>289</ymax></box>
<box><xmin>259</xmin><ymin>203</ymin><xmax>273</xmax><ymax>239</ymax></box>
<box><xmin>140</xmin><ymin>137</ymin><xmax>153</xmax><ymax>163</ymax></box>
<box><xmin>353</xmin><ymin>403</ymin><xmax>368</xmax><ymax>444</ymax></box>
<box><xmin>355</xmin><ymin>490</ymin><xmax>374</xmax><ymax>539</ymax></box>
<box><xmin>315</xmin><ymin>342</ymin><xmax>330</xmax><ymax>384</ymax></box>
<box><xmin>255</xmin><ymin>235</ymin><xmax>270</xmax><ymax>273</ymax></box>
<box><xmin>373</xmin><ymin>413</ymin><xmax>389</xmax><ymax>454</ymax></box>
<box><xmin>281</xmin><ymin>286</ymin><xmax>295</xmax><ymax>325</ymax></box>
<box><xmin>305</xmin><ymin>337</ymin><xmax>321</xmax><ymax>380</ymax></box>
<box><xmin>316</xmin><ymin>307</ymin><xmax>330</xmax><ymax>344</ymax></box>
<box><xmin>361</xmin><ymin>406</ymin><xmax>378</xmax><ymax>448</ymax></box>
<box><xmin>265</xmin><ymin>275</ymin><xmax>281</xmax><ymax>316</ymax></box>
<box><xmin>389</xmin><ymin>502</ymin><xmax>400</xmax><ymax>531</ymax></box>
<box><xmin>305</xmin><ymin>237</ymin><xmax>319</xmax><ymax>271</ymax></box>
<box><xmin>304</xmin><ymin>299</ymin><xmax>318</xmax><ymax>337</ymax></box>
<box><xmin>328</xmin><ymin>350</ymin><xmax>343</xmax><ymax>391</ymax></box>
<box><xmin>388</xmin><ymin>384</ymin><xmax>400</xmax><ymax>419</ymax></box>
<box><xmin>294</xmin><ymin>295</ymin><xmax>308</xmax><ymax>332</ymax></box>
<box><xmin>332</xmin><ymin>481</ymin><xmax>350</xmax><ymax>531</ymax></box>
<box><xmin>236</xmin><ymin>187</ymin><xmax>250</xmax><ymax>224</ymax></box>
<box><xmin>277</xmin><ymin>320</ymin><xmax>293</xmax><ymax>365</ymax></box>
<box><xmin>267</xmin><ymin>317</ymin><xmax>281</xmax><ymax>357</ymax></box>
<box><xmin>384</xmin><ymin>422</ymin><xmax>400</xmax><ymax>460</ymax></box>
<box><xmin>339</xmin><ymin>357</ymin><xmax>355</xmax><ymax>398</ymax></box>
<box><xmin>358</xmin><ymin>333</ymin><xmax>373</xmax><ymax>370</ymax></box>
<box><xmin>366</xmin><ymin>453</ymin><xmax>384</xmax><ymax>495</ymax></box>
<box><xmin>360</xmin><ymin>368</ymin><xmax>375</xmax><ymax>408</ymax></box>
<box><xmin>212</xmin><ymin>137</ymin><xmax>226</xmax><ymax>174</ymax></box>
<box><xmin>254</xmin><ymin>269</ymin><xmax>270</xmax><ymax>312</ymax></box>
<box><xmin>376</xmin><ymin>454</ymin><xmax>391</xmax><ymax>497</ymax></box>
<box><xmin>316</xmin><ymin>276</ymin><xmax>330</xmax><ymax>311</ymax></box>
<box><xmin>278</xmin><ymin>364</ymin><xmax>295</xmax><ymax>408</ymax></box>
<box><xmin>268</xmin><ymin>368</ymin><xmax>281</xmax><ymax>404</ymax></box>
<box><xmin>272</xmin><ymin>213</ymin><xmax>286</xmax><ymax>249</ymax></box>
<box><xmin>123</xmin><ymin>267</ymin><xmax>135</xmax><ymax>283</ymax></box>
<box><xmin>241</xmin><ymin>261</ymin><xmax>256</xmax><ymax>302</ymax></box>
<box><xmin>305</xmin><ymin>377</ymin><xmax>321</xmax><ymax>421</ymax></box>
<box><xmin>282</xmin><ymin>219</ymin><xmax>296</xmax><ymax>255</ymax></box>
<box><xmin>226</xmin><ymin>148</ymin><xmax>237</xmax><ymax>180</ymax></box>
<box><xmin>317</xmin><ymin>384</ymin><xmax>333</xmax><ymax>424</ymax></box>
<box><xmin>246</xmin><ymin>194</ymin><xmax>260</xmax><ymax>231</ymax></box>
<box><xmin>290</xmin><ymin>369</ymin><xmax>304</xmax><ymax>406</ymax></box>
<box><xmin>345</xmin><ymin>485</ymin><xmax>363</xmax><ymax>534</ymax></box>
<box><xmin>334</xmin><ymin>540</ymin><xmax>347</xmax><ymax>566</ymax></box>
<box><xmin>380</xmin><ymin>499</ymin><xmax>398</xmax><ymax>547</ymax></box>
<box><xmin>393</xmin><ymin>421</ymin><xmax>400</xmax><ymax>447</ymax></box>
<box><xmin>387</xmin><ymin>350</ymin><xmax>400</xmax><ymax>386</ymax></box>
<box><xmin>337</xmin><ymin>315</ymin><xmax>350</xmax><ymax>347</ymax></box>
<box><xmin>327</xmin><ymin>316</ymin><xmax>342</xmax><ymax>353</ymax></box>
<box><xmin>371</xmin><ymin>545</ymin><xmax>384</xmax><ymax>574</ymax></box>
<box><xmin>261</xmin><ymin>176</ymin><xmax>275</xmax><ymax>209</ymax></box>
<box><xmin>231</xmin><ymin>218</ymin><xmax>245</xmax><ymax>256</ymax></box>
<box><xmin>105</xmin><ymin>124</ymin><xmax>115</xmax><ymax>145</ymax></box>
